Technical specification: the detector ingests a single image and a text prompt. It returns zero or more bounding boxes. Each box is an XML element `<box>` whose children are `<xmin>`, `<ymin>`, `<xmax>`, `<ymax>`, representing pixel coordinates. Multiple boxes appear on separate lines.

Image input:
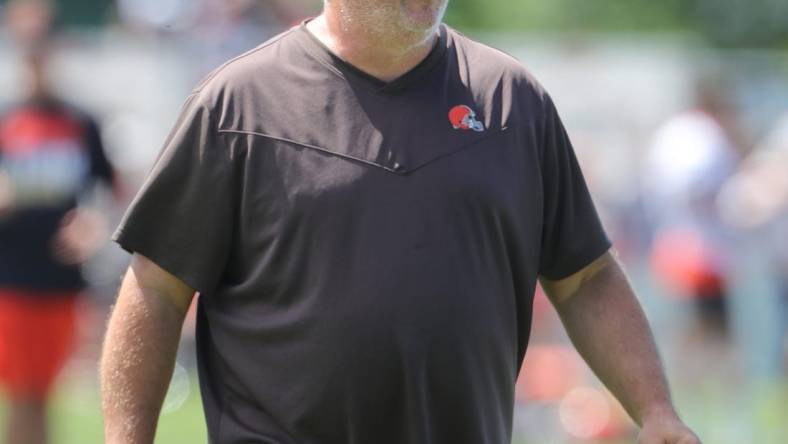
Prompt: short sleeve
<box><xmin>111</xmin><ymin>92</ymin><xmax>234</xmax><ymax>293</ymax></box>
<box><xmin>538</xmin><ymin>94</ymin><xmax>611</xmax><ymax>280</ymax></box>
<box><xmin>83</xmin><ymin>116</ymin><xmax>115</xmax><ymax>185</ymax></box>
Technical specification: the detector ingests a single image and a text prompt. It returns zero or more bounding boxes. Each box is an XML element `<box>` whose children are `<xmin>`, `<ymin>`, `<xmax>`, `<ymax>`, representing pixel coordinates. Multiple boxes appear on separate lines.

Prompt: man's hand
<box><xmin>639</xmin><ymin>410</ymin><xmax>701</xmax><ymax>444</ymax></box>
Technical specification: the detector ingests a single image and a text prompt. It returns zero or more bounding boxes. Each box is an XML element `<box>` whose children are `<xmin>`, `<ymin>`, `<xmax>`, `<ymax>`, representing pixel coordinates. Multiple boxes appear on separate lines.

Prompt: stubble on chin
<box><xmin>337</xmin><ymin>0</ymin><xmax>445</xmax><ymax>51</ymax></box>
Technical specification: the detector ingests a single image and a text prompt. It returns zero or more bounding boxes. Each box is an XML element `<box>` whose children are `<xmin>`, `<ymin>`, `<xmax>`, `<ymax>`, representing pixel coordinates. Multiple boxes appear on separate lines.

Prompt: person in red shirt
<box><xmin>0</xmin><ymin>2</ymin><xmax>120</xmax><ymax>443</ymax></box>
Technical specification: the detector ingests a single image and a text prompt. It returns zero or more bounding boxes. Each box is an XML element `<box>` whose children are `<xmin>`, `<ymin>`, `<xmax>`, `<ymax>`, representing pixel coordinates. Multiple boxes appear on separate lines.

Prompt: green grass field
<box><xmin>1</xmin><ymin>366</ymin><xmax>784</xmax><ymax>444</ymax></box>
<box><xmin>0</xmin><ymin>373</ymin><xmax>208</xmax><ymax>444</ymax></box>
<box><xmin>0</xmin><ymin>373</ymin><xmax>620</xmax><ymax>444</ymax></box>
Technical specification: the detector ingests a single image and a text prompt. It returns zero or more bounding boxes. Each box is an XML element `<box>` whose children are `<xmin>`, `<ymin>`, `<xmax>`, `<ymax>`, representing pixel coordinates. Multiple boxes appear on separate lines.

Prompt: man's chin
<box><xmin>406</xmin><ymin>10</ymin><xmax>437</xmax><ymax>24</ymax></box>
<box><xmin>401</xmin><ymin>12</ymin><xmax>442</xmax><ymax>38</ymax></box>
<box><xmin>402</xmin><ymin>1</ymin><xmax>445</xmax><ymax>29</ymax></box>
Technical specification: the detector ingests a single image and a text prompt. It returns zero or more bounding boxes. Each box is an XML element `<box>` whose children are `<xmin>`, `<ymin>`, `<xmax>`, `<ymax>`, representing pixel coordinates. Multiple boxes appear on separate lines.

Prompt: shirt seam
<box><xmin>217</xmin><ymin>124</ymin><xmax>529</xmax><ymax>175</ymax></box>
<box><xmin>217</xmin><ymin>128</ymin><xmax>404</xmax><ymax>174</ymax></box>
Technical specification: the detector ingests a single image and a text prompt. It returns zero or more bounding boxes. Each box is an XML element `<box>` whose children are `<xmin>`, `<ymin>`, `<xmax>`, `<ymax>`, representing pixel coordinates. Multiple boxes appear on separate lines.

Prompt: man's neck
<box><xmin>305</xmin><ymin>13</ymin><xmax>440</xmax><ymax>83</ymax></box>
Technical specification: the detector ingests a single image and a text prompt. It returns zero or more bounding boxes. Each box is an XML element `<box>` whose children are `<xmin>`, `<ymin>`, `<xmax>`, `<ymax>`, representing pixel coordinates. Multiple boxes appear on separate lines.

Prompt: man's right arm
<box><xmin>100</xmin><ymin>253</ymin><xmax>196</xmax><ymax>444</ymax></box>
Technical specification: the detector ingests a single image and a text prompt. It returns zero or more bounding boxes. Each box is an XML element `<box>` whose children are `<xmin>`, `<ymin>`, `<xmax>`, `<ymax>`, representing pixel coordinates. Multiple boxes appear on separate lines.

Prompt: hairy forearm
<box><xmin>100</xmin><ymin>270</ymin><xmax>189</xmax><ymax>444</ymax></box>
<box><xmin>551</xmin><ymin>257</ymin><xmax>675</xmax><ymax>426</ymax></box>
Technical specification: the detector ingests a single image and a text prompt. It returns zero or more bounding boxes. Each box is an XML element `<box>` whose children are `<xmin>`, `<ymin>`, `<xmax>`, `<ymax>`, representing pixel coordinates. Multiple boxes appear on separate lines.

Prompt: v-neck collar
<box><xmin>295</xmin><ymin>18</ymin><xmax>449</xmax><ymax>95</ymax></box>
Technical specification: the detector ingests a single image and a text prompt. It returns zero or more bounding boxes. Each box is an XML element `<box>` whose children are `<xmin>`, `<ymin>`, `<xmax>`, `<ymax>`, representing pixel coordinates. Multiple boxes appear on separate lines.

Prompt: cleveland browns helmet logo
<box><xmin>448</xmin><ymin>105</ymin><xmax>485</xmax><ymax>132</ymax></box>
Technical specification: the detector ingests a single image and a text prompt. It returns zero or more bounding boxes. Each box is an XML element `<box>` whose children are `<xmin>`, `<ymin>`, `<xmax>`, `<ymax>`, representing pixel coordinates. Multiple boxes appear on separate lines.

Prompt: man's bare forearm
<box><xmin>100</xmin><ymin>263</ymin><xmax>191</xmax><ymax>444</ymax></box>
<box><xmin>549</xmin><ymin>255</ymin><xmax>675</xmax><ymax>425</ymax></box>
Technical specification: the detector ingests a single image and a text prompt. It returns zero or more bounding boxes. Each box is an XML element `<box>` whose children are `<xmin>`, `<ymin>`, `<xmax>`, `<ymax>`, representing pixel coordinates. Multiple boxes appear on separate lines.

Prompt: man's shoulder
<box><xmin>188</xmin><ymin>26</ymin><xmax>301</xmax><ymax>104</ymax></box>
<box><xmin>446</xmin><ymin>25</ymin><xmax>549</xmax><ymax>101</ymax></box>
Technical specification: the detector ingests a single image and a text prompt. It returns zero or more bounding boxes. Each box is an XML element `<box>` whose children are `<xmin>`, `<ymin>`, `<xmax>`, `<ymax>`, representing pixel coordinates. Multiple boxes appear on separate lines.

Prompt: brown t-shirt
<box><xmin>113</xmin><ymin>21</ymin><xmax>611</xmax><ymax>444</ymax></box>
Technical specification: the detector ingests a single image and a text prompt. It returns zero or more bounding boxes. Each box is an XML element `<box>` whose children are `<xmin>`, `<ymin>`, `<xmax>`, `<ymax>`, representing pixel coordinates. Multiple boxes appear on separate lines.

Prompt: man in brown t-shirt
<box><xmin>99</xmin><ymin>1</ymin><xmax>701</xmax><ymax>443</ymax></box>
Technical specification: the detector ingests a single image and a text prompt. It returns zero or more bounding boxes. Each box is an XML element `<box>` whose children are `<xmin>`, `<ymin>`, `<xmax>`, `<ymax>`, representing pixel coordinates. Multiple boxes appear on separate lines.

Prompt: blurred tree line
<box><xmin>0</xmin><ymin>0</ymin><xmax>786</xmax><ymax>48</ymax></box>
<box><xmin>445</xmin><ymin>0</ymin><xmax>788</xmax><ymax>48</ymax></box>
<box><xmin>53</xmin><ymin>0</ymin><xmax>109</xmax><ymax>27</ymax></box>
<box><xmin>0</xmin><ymin>0</ymin><xmax>110</xmax><ymax>27</ymax></box>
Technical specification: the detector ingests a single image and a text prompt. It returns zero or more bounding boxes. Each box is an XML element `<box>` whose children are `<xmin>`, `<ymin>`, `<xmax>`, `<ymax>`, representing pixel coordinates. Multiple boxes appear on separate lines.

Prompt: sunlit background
<box><xmin>0</xmin><ymin>1</ymin><xmax>786</xmax><ymax>443</ymax></box>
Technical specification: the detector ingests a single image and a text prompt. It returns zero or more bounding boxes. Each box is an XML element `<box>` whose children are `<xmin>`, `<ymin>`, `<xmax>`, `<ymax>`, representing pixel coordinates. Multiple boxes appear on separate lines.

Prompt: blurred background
<box><xmin>0</xmin><ymin>0</ymin><xmax>786</xmax><ymax>443</ymax></box>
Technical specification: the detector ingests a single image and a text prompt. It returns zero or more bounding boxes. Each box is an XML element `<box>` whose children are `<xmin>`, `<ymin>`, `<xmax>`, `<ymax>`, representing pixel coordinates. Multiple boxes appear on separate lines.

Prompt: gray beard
<box><xmin>336</xmin><ymin>0</ymin><xmax>446</xmax><ymax>55</ymax></box>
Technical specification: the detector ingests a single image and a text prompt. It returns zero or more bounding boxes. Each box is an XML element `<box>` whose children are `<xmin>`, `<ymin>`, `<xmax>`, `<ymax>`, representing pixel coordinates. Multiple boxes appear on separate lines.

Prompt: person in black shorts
<box><xmin>100</xmin><ymin>1</ymin><xmax>701</xmax><ymax>443</ymax></box>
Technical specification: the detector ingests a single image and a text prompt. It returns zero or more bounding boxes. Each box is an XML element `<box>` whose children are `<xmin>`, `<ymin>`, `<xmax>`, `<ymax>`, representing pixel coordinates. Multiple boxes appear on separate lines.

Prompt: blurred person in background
<box><xmin>643</xmin><ymin>76</ymin><xmax>741</xmax><ymax>342</ymax></box>
<box><xmin>115</xmin><ymin>0</ymin><xmax>317</xmax><ymax>76</ymax></box>
<box><xmin>0</xmin><ymin>1</ymin><xmax>120</xmax><ymax>443</ymax></box>
<box><xmin>100</xmin><ymin>1</ymin><xmax>700</xmax><ymax>443</ymax></box>
<box><xmin>186</xmin><ymin>0</ymin><xmax>315</xmax><ymax>75</ymax></box>
<box><xmin>718</xmin><ymin>113</ymin><xmax>788</xmax><ymax>372</ymax></box>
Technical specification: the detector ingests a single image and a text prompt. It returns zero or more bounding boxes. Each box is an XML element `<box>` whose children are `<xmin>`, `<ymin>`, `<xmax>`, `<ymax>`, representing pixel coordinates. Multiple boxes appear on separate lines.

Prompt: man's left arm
<box><xmin>540</xmin><ymin>249</ymin><xmax>701</xmax><ymax>444</ymax></box>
